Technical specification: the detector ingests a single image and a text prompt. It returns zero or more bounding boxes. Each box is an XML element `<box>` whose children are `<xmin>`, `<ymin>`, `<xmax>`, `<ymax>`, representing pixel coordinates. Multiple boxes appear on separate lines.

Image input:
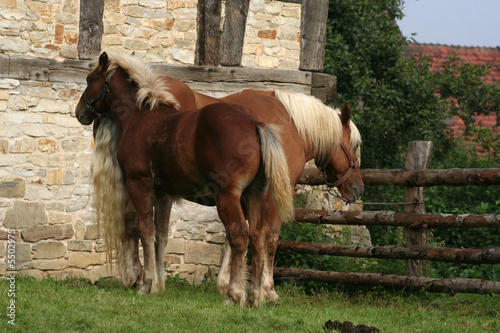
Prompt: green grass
<box><xmin>1</xmin><ymin>276</ymin><xmax>498</xmax><ymax>332</ymax></box>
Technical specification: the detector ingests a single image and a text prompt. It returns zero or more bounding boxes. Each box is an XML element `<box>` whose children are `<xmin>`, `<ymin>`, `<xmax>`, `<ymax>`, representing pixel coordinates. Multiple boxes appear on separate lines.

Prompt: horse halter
<box><xmin>83</xmin><ymin>73</ymin><xmax>113</xmax><ymax>119</ymax></box>
<box><xmin>320</xmin><ymin>143</ymin><xmax>360</xmax><ymax>203</ymax></box>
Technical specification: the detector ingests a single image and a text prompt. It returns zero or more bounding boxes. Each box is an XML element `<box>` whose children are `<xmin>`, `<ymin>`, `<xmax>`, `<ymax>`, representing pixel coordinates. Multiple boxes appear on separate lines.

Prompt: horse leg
<box><xmin>154</xmin><ymin>196</ymin><xmax>173</xmax><ymax>293</ymax></box>
<box><xmin>216</xmin><ymin>239</ymin><xmax>232</xmax><ymax>295</ymax></box>
<box><xmin>119</xmin><ymin>200</ymin><xmax>143</xmax><ymax>289</ymax></box>
<box><xmin>215</xmin><ymin>192</ymin><xmax>249</xmax><ymax>306</ymax></box>
<box><xmin>126</xmin><ymin>178</ymin><xmax>157</xmax><ymax>295</ymax></box>
<box><xmin>262</xmin><ymin>204</ymin><xmax>283</xmax><ymax>302</ymax></box>
<box><xmin>246</xmin><ymin>197</ymin><xmax>267</xmax><ymax>306</ymax></box>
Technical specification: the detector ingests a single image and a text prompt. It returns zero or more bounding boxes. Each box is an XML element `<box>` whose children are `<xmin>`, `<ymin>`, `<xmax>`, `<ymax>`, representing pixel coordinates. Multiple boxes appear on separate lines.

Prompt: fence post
<box><xmin>404</xmin><ymin>141</ymin><xmax>433</xmax><ymax>276</ymax></box>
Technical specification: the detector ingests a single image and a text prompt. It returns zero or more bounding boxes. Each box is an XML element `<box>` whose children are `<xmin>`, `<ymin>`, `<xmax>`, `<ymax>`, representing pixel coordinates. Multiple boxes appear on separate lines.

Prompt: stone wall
<box><xmin>0</xmin><ymin>51</ymin><xmax>336</xmax><ymax>283</ymax></box>
<box><xmin>0</xmin><ymin>0</ymin><xmax>358</xmax><ymax>284</ymax></box>
<box><xmin>0</xmin><ymin>0</ymin><xmax>301</xmax><ymax>69</ymax></box>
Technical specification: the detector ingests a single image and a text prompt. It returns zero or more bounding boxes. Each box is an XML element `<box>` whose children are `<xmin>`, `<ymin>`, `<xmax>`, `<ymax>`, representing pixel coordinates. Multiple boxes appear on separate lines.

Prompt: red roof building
<box><xmin>405</xmin><ymin>43</ymin><xmax>499</xmax><ymax>153</ymax></box>
<box><xmin>406</xmin><ymin>43</ymin><xmax>500</xmax><ymax>84</ymax></box>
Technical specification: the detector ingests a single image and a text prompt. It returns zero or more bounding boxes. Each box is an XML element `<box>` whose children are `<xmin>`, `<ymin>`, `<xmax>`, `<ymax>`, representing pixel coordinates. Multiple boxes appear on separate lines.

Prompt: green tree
<box><xmin>320</xmin><ymin>0</ymin><xmax>500</xmax><ymax>279</ymax></box>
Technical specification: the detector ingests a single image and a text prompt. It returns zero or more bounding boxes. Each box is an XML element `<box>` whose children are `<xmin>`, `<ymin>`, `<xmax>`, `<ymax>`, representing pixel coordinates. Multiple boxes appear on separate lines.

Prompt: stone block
<box><xmin>165</xmin><ymin>238</ymin><xmax>185</xmax><ymax>254</ymax></box>
<box><xmin>206</xmin><ymin>221</ymin><xmax>224</xmax><ymax>233</ymax></box>
<box><xmin>8</xmin><ymin>137</ymin><xmax>36</xmax><ymax>153</ymax></box>
<box><xmin>48</xmin><ymin>211</ymin><xmax>72</xmax><ymax>224</ymax></box>
<box><xmin>32</xmin><ymin>241</ymin><xmax>66</xmax><ymax>259</ymax></box>
<box><xmin>165</xmin><ymin>255</ymin><xmax>181</xmax><ymax>265</ymax></box>
<box><xmin>22</xmin><ymin>224</ymin><xmax>74</xmax><ymax>242</ymax></box>
<box><xmin>33</xmin><ymin>259</ymin><xmax>67</xmax><ymax>271</ymax></box>
<box><xmin>185</xmin><ymin>241</ymin><xmax>222</xmax><ymax>266</ymax></box>
<box><xmin>0</xmin><ymin>178</ymin><xmax>25</xmax><ymax>198</ymax></box>
<box><xmin>67</xmin><ymin>240</ymin><xmax>92</xmax><ymax>252</ymax></box>
<box><xmin>175</xmin><ymin>220</ymin><xmax>205</xmax><ymax>240</ymax></box>
<box><xmin>4</xmin><ymin>201</ymin><xmax>48</xmax><ymax>229</ymax></box>
<box><xmin>0</xmin><ymin>241</ymin><xmax>5</xmax><ymax>257</ymax></box>
<box><xmin>24</xmin><ymin>185</ymin><xmax>53</xmax><ymax>201</ymax></box>
<box><xmin>0</xmin><ymin>124</ymin><xmax>21</xmax><ymax>138</ymax></box>
<box><xmin>12</xmin><ymin>242</ymin><xmax>31</xmax><ymax>263</ymax></box>
<box><xmin>38</xmin><ymin>138</ymin><xmax>58</xmax><ymax>153</ymax></box>
<box><xmin>66</xmin><ymin>197</ymin><xmax>89</xmax><ymax>212</ymax></box>
<box><xmin>68</xmin><ymin>252</ymin><xmax>104</xmax><ymax>268</ymax></box>
<box><xmin>84</xmin><ymin>224</ymin><xmax>99</xmax><ymax>240</ymax></box>
<box><xmin>206</xmin><ymin>233</ymin><xmax>225</xmax><ymax>244</ymax></box>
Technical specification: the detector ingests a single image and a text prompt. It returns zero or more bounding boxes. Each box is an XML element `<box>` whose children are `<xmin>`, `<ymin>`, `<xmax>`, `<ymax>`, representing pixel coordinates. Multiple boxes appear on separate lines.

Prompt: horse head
<box><xmin>75</xmin><ymin>52</ymin><xmax>113</xmax><ymax>125</ymax></box>
<box><xmin>316</xmin><ymin>103</ymin><xmax>364</xmax><ymax>203</ymax></box>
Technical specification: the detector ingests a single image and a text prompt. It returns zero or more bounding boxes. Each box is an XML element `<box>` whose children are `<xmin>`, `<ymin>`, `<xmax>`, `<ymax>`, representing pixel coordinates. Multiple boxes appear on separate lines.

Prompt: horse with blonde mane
<box><xmin>75</xmin><ymin>52</ymin><xmax>295</xmax><ymax>306</ymax></box>
<box><xmin>83</xmin><ymin>52</ymin><xmax>363</xmax><ymax>306</ymax></box>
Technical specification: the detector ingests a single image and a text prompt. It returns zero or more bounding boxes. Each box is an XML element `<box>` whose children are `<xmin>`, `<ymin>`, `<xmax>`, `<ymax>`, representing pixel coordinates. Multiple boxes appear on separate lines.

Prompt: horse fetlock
<box><xmin>227</xmin><ymin>286</ymin><xmax>247</xmax><ymax>307</ymax></box>
<box><xmin>248</xmin><ymin>286</ymin><xmax>265</xmax><ymax>307</ymax></box>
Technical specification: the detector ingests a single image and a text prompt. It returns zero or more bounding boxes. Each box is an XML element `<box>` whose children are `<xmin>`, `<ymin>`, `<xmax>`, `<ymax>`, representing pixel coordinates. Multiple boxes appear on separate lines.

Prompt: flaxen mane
<box><xmin>105</xmin><ymin>52</ymin><xmax>180</xmax><ymax>110</ymax></box>
<box><xmin>274</xmin><ymin>90</ymin><xmax>361</xmax><ymax>161</ymax></box>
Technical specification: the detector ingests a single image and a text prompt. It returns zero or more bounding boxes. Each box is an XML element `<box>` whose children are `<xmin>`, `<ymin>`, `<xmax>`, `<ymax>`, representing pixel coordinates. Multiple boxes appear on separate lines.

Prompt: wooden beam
<box><xmin>299</xmin><ymin>0</ymin><xmax>329</xmax><ymax>72</ymax></box>
<box><xmin>195</xmin><ymin>0</ymin><xmax>222</xmax><ymax>66</ymax></box>
<box><xmin>274</xmin><ymin>267</ymin><xmax>500</xmax><ymax>294</ymax></box>
<box><xmin>294</xmin><ymin>209</ymin><xmax>500</xmax><ymax>229</ymax></box>
<box><xmin>404</xmin><ymin>141</ymin><xmax>432</xmax><ymax>277</ymax></box>
<box><xmin>311</xmin><ymin>73</ymin><xmax>337</xmax><ymax>103</ymax></box>
<box><xmin>299</xmin><ymin>167</ymin><xmax>500</xmax><ymax>187</ymax></box>
<box><xmin>220</xmin><ymin>0</ymin><xmax>250</xmax><ymax>66</ymax></box>
<box><xmin>277</xmin><ymin>241</ymin><xmax>500</xmax><ymax>264</ymax></box>
<box><xmin>77</xmin><ymin>0</ymin><xmax>104</xmax><ymax>59</ymax></box>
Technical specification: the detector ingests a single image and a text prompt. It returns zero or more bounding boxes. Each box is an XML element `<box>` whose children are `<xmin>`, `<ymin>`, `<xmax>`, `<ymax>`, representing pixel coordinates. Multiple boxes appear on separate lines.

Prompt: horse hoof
<box><xmin>265</xmin><ymin>290</ymin><xmax>279</xmax><ymax>301</ymax></box>
<box><xmin>138</xmin><ymin>285</ymin><xmax>150</xmax><ymax>295</ymax></box>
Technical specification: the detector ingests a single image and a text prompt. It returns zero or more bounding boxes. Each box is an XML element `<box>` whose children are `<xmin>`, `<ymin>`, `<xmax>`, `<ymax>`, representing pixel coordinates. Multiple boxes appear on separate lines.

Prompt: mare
<box><xmin>75</xmin><ymin>52</ymin><xmax>295</xmax><ymax>306</ymax></box>
<box><xmin>86</xmin><ymin>52</ymin><xmax>364</xmax><ymax>305</ymax></box>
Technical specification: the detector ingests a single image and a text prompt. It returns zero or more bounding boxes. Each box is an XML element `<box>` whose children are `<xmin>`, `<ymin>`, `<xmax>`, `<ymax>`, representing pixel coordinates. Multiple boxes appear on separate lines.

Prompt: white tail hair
<box><xmin>91</xmin><ymin>117</ymin><xmax>127</xmax><ymax>266</ymax></box>
<box><xmin>257</xmin><ymin>124</ymin><xmax>295</xmax><ymax>222</ymax></box>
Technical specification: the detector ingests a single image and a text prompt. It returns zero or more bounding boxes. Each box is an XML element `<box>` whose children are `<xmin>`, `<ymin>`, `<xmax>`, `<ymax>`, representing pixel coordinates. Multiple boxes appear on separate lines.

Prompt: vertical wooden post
<box><xmin>299</xmin><ymin>0</ymin><xmax>329</xmax><ymax>72</ymax></box>
<box><xmin>404</xmin><ymin>141</ymin><xmax>432</xmax><ymax>276</ymax></box>
<box><xmin>195</xmin><ymin>0</ymin><xmax>222</xmax><ymax>66</ymax></box>
<box><xmin>220</xmin><ymin>0</ymin><xmax>250</xmax><ymax>66</ymax></box>
<box><xmin>77</xmin><ymin>0</ymin><xmax>104</xmax><ymax>59</ymax></box>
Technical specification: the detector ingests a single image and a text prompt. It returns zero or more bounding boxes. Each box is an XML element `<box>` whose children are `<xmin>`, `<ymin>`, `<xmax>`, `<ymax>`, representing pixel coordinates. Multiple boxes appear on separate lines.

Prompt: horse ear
<box><xmin>340</xmin><ymin>103</ymin><xmax>351</xmax><ymax>125</ymax></box>
<box><xmin>99</xmin><ymin>52</ymin><xmax>108</xmax><ymax>68</ymax></box>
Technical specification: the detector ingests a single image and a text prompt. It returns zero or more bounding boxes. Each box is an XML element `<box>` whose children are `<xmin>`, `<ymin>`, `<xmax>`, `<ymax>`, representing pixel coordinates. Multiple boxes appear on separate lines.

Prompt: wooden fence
<box><xmin>276</xmin><ymin>141</ymin><xmax>500</xmax><ymax>294</ymax></box>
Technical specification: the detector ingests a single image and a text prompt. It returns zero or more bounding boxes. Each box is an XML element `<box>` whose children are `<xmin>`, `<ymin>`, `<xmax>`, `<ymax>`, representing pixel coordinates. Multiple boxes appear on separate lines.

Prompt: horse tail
<box><xmin>91</xmin><ymin>117</ymin><xmax>127</xmax><ymax>267</ymax></box>
<box><xmin>257</xmin><ymin>124</ymin><xmax>295</xmax><ymax>222</ymax></box>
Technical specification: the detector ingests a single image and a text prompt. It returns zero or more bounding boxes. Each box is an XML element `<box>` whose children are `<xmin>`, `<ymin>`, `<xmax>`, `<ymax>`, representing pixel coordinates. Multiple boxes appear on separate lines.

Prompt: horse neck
<box><xmin>106</xmin><ymin>70</ymin><xmax>142</xmax><ymax>131</ymax></box>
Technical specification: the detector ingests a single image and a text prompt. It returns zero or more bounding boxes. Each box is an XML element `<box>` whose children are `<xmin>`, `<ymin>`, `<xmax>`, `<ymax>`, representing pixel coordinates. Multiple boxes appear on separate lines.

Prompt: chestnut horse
<box><xmin>85</xmin><ymin>52</ymin><xmax>363</xmax><ymax>305</ymax></box>
<box><xmin>75</xmin><ymin>52</ymin><xmax>295</xmax><ymax>306</ymax></box>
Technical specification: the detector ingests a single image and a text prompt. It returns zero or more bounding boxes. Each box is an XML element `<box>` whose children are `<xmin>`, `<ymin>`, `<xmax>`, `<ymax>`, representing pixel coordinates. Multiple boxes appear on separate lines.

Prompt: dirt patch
<box><xmin>324</xmin><ymin>320</ymin><xmax>380</xmax><ymax>333</ymax></box>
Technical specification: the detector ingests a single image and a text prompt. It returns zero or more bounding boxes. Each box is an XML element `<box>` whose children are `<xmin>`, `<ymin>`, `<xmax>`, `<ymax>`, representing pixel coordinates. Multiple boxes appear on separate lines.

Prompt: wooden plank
<box><xmin>220</xmin><ymin>0</ymin><xmax>250</xmax><ymax>66</ymax></box>
<box><xmin>361</xmin><ymin>168</ymin><xmax>500</xmax><ymax>187</ymax></box>
<box><xmin>311</xmin><ymin>73</ymin><xmax>337</xmax><ymax>103</ymax></box>
<box><xmin>404</xmin><ymin>141</ymin><xmax>433</xmax><ymax>277</ymax></box>
<box><xmin>77</xmin><ymin>0</ymin><xmax>104</xmax><ymax>59</ymax></box>
<box><xmin>299</xmin><ymin>0</ymin><xmax>329</xmax><ymax>72</ymax></box>
<box><xmin>150</xmin><ymin>64</ymin><xmax>312</xmax><ymax>86</ymax></box>
<box><xmin>277</xmin><ymin>241</ymin><xmax>500</xmax><ymax>264</ymax></box>
<box><xmin>294</xmin><ymin>209</ymin><xmax>500</xmax><ymax>229</ymax></box>
<box><xmin>195</xmin><ymin>0</ymin><xmax>222</xmax><ymax>66</ymax></box>
<box><xmin>0</xmin><ymin>53</ymin><xmax>51</xmax><ymax>81</ymax></box>
<box><xmin>299</xmin><ymin>166</ymin><xmax>500</xmax><ymax>187</ymax></box>
<box><xmin>1</xmin><ymin>54</ymin><xmax>320</xmax><ymax>93</ymax></box>
<box><xmin>274</xmin><ymin>267</ymin><xmax>500</xmax><ymax>294</ymax></box>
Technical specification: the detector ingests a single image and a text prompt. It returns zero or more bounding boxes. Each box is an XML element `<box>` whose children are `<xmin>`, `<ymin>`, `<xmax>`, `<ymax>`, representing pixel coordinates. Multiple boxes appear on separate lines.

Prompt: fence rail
<box><xmin>273</xmin><ymin>267</ymin><xmax>500</xmax><ymax>294</ymax></box>
<box><xmin>278</xmin><ymin>141</ymin><xmax>500</xmax><ymax>294</ymax></box>
<box><xmin>294</xmin><ymin>209</ymin><xmax>500</xmax><ymax>228</ymax></box>
<box><xmin>299</xmin><ymin>167</ymin><xmax>500</xmax><ymax>187</ymax></box>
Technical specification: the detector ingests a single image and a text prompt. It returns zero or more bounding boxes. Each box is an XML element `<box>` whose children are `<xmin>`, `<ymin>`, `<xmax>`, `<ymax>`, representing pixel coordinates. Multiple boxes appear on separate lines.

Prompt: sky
<box><xmin>397</xmin><ymin>0</ymin><xmax>500</xmax><ymax>48</ymax></box>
